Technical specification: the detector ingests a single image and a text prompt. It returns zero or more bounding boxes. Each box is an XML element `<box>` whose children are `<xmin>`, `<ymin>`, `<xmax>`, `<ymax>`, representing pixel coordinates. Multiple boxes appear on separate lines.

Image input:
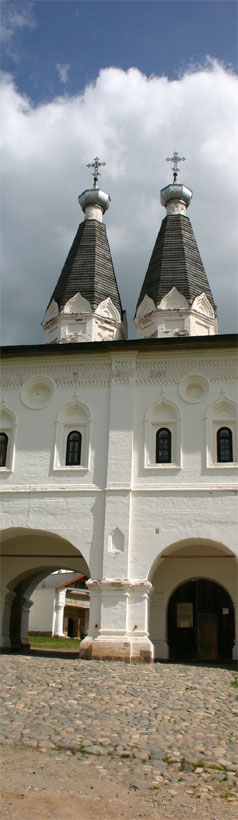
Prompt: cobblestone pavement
<box><xmin>1</xmin><ymin>655</ymin><xmax>238</xmax><ymax>818</ymax></box>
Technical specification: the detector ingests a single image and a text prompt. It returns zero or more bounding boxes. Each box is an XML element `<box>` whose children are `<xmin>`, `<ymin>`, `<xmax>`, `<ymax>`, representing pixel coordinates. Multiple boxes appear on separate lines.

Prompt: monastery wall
<box><xmin>1</xmin><ymin>342</ymin><xmax>237</xmax><ymax>660</ymax></box>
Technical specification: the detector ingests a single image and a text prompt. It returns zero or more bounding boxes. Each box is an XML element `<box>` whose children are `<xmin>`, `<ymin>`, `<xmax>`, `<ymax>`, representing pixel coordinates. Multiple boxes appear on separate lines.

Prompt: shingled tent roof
<box><xmin>48</xmin><ymin>219</ymin><xmax>123</xmax><ymax>318</ymax></box>
<box><xmin>136</xmin><ymin>213</ymin><xmax>216</xmax><ymax>313</ymax></box>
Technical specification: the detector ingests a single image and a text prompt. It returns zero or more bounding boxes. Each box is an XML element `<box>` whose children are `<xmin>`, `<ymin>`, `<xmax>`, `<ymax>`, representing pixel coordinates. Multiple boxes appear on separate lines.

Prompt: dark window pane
<box><xmin>217</xmin><ymin>427</ymin><xmax>233</xmax><ymax>462</ymax></box>
<box><xmin>66</xmin><ymin>431</ymin><xmax>82</xmax><ymax>466</ymax></box>
<box><xmin>156</xmin><ymin>428</ymin><xmax>171</xmax><ymax>463</ymax></box>
<box><xmin>0</xmin><ymin>433</ymin><xmax>8</xmax><ymax>467</ymax></box>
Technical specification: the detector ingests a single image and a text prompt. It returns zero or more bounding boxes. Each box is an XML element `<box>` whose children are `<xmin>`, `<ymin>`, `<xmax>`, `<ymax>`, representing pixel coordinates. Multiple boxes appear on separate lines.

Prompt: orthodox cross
<box><xmin>166</xmin><ymin>151</ymin><xmax>186</xmax><ymax>183</ymax></box>
<box><xmin>86</xmin><ymin>156</ymin><xmax>106</xmax><ymax>187</ymax></box>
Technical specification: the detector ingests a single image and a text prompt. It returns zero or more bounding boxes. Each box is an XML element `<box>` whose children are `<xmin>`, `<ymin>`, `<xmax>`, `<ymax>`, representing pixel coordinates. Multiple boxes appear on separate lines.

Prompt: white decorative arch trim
<box><xmin>0</xmin><ymin>404</ymin><xmax>16</xmax><ymax>428</ymax></box>
<box><xmin>192</xmin><ymin>292</ymin><xmax>215</xmax><ymax>318</ymax></box>
<box><xmin>43</xmin><ymin>299</ymin><xmax>59</xmax><ymax>324</ymax></box>
<box><xmin>63</xmin><ymin>292</ymin><xmax>92</xmax><ymax>315</ymax></box>
<box><xmin>206</xmin><ymin>392</ymin><xmax>237</xmax><ymax>421</ymax></box>
<box><xmin>95</xmin><ymin>297</ymin><xmax>120</xmax><ymax>323</ymax></box>
<box><xmin>144</xmin><ymin>392</ymin><xmax>181</xmax><ymax>469</ymax></box>
<box><xmin>54</xmin><ymin>397</ymin><xmax>91</xmax><ymax>471</ymax></box>
<box><xmin>204</xmin><ymin>391</ymin><xmax>238</xmax><ymax>468</ymax></box>
<box><xmin>145</xmin><ymin>394</ymin><xmax>179</xmax><ymax>423</ymax></box>
<box><xmin>158</xmin><ymin>287</ymin><xmax>188</xmax><ymax>311</ymax></box>
<box><xmin>135</xmin><ymin>295</ymin><xmax>156</xmax><ymax>321</ymax></box>
<box><xmin>57</xmin><ymin>397</ymin><xmax>92</xmax><ymax>424</ymax></box>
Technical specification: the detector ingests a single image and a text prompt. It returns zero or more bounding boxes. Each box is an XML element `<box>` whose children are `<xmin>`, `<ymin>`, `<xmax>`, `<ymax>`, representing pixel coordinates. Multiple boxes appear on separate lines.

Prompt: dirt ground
<box><xmin>0</xmin><ymin>745</ymin><xmax>237</xmax><ymax>820</ymax></box>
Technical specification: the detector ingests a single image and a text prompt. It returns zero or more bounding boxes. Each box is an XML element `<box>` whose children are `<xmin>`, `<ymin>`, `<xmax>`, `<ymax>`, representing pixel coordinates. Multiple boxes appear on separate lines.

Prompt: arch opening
<box><xmin>0</xmin><ymin>528</ymin><xmax>90</xmax><ymax>651</ymax></box>
<box><xmin>148</xmin><ymin>539</ymin><xmax>237</xmax><ymax>662</ymax></box>
<box><xmin>168</xmin><ymin>578</ymin><xmax>235</xmax><ymax>662</ymax></box>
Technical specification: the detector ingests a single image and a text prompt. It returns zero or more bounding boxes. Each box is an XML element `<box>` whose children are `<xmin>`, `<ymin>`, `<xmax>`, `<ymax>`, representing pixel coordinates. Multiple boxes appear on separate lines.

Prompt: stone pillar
<box><xmin>0</xmin><ymin>589</ymin><xmax>15</xmax><ymax>648</ymax></box>
<box><xmin>80</xmin><ymin>579</ymin><xmax>154</xmax><ymax>662</ymax></box>
<box><xmin>154</xmin><ymin>604</ymin><xmax>169</xmax><ymax>660</ymax></box>
<box><xmin>232</xmin><ymin>603</ymin><xmax>238</xmax><ymax>660</ymax></box>
<box><xmin>150</xmin><ymin>592</ymin><xmax>169</xmax><ymax>660</ymax></box>
<box><xmin>89</xmin><ymin>579</ymin><xmax>131</xmax><ymax>661</ymax></box>
<box><xmin>53</xmin><ymin>589</ymin><xmax>66</xmax><ymax>637</ymax></box>
<box><xmin>20</xmin><ymin>598</ymin><xmax>33</xmax><ymax>648</ymax></box>
<box><xmin>127</xmin><ymin>581</ymin><xmax>154</xmax><ymax>662</ymax></box>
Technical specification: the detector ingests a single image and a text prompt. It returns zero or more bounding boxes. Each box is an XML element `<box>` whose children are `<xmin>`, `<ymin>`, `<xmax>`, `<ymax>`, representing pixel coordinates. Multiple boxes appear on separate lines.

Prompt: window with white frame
<box><xmin>0</xmin><ymin>406</ymin><xmax>16</xmax><ymax>472</ymax></box>
<box><xmin>205</xmin><ymin>395</ymin><xmax>237</xmax><ymax>468</ymax></box>
<box><xmin>144</xmin><ymin>396</ymin><xmax>181</xmax><ymax>469</ymax></box>
<box><xmin>156</xmin><ymin>427</ymin><xmax>172</xmax><ymax>463</ymax></box>
<box><xmin>53</xmin><ymin>399</ymin><xmax>91</xmax><ymax>471</ymax></box>
<box><xmin>66</xmin><ymin>430</ymin><xmax>82</xmax><ymax>466</ymax></box>
<box><xmin>0</xmin><ymin>433</ymin><xmax>8</xmax><ymax>467</ymax></box>
<box><xmin>217</xmin><ymin>426</ymin><xmax>233</xmax><ymax>463</ymax></box>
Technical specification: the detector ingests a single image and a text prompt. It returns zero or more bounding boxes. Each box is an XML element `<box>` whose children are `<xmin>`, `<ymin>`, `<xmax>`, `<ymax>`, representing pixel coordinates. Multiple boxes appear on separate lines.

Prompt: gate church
<box><xmin>1</xmin><ymin>154</ymin><xmax>237</xmax><ymax>663</ymax></box>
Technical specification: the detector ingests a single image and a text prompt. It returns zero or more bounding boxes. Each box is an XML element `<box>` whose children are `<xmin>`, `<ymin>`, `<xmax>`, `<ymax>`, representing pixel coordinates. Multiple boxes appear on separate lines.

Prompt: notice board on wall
<box><xmin>177</xmin><ymin>603</ymin><xmax>193</xmax><ymax>628</ymax></box>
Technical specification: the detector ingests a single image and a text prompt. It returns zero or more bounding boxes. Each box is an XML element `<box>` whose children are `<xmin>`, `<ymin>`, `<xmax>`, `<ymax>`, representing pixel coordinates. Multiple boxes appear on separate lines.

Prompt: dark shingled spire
<box><xmin>47</xmin><ymin>218</ymin><xmax>123</xmax><ymax>318</ymax></box>
<box><xmin>136</xmin><ymin>212</ymin><xmax>216</xmax><ymax>313</ymax></box>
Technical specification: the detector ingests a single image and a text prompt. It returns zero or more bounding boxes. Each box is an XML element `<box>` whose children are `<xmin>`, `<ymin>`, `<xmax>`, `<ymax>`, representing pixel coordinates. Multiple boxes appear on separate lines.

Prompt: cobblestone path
<box><xmin>1</xmin><ymin>656</ymin><xmax>238</xmax><ymax>817</ymax></box>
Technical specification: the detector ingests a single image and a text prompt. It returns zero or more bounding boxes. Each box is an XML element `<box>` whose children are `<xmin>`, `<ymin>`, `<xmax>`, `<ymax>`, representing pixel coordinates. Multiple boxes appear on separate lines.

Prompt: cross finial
<box><xmin>86</xmin><ymin>156</ymin><xmax>106</xmax><ymax>188</ymax></box>
<box><xmin>166</xmin><ymin>151</ymin><xmax>186</xmax><ymax>183</ymax></box>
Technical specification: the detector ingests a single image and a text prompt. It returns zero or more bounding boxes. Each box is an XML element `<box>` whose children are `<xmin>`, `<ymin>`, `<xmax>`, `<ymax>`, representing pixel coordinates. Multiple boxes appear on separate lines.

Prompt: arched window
<box><xmin>156</xmin><ymin>428</ymin><xmax>171</xmax><ymax>463</ymax></box>
<box><xmin>0</xmin><ymin>433</ymin><xmax>8</xmax><ymax>467</ymax></box>
<box><xmin>217</xmin><ymin>427</ymin><xmax>233</xmax><ymax>463</ymax></box>
<box><xmin>66</xmin><ymin>431</ymin><xmax>82</xmax><ymax>466</ymax></box>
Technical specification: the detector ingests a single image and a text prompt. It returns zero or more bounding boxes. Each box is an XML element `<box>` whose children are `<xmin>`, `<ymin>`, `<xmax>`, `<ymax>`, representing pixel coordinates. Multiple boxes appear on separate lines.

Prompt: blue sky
<box><xmin>2</xmin><ymin>1</ymin><xmax>237</xmax><ymax>103</ymax></box>
<box><xmin>1</xmin><ymin>1</ymin><xmax>238</xmax><ymax>343</ymax></box>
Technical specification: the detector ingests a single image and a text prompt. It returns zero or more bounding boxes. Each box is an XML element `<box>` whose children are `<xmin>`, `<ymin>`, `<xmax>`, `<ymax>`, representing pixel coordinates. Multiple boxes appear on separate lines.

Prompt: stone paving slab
<box><xmin>1</xmin><ymin>656</ymin><xmax>238</xmax><ymax>805</ymax></box>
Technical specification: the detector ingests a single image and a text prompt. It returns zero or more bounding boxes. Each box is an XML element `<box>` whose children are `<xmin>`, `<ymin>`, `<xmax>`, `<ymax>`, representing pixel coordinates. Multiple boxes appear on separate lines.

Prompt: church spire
<box><xmin>135</xmin><ymin>153</ymin><xmax>218</xmax><ymax>338</ymax></box>
<box><xmin>42</xmin><ymin>159</ymin><xmax>126</xmax><ymax>344</ymax></box>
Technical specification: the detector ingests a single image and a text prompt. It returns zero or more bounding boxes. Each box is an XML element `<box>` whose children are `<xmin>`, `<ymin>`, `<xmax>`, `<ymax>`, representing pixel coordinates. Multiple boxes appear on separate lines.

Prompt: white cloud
<box><xmin>1</xmin><ymin>62</ymin><xmax>237</xmax><ymax>345</ymax></box>
<box><xmin>56</xmin><ymin>63</ymin><xmax>70</xmax><ymax>86</ymax></box>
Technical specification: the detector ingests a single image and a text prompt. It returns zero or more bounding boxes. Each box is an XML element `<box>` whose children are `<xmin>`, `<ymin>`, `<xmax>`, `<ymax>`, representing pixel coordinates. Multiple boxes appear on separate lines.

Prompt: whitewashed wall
<box><xmin>1</xmin><ymin>342</ymin><xmax>237</xmax><ymax>659</ymax></box>
<box><xmin>29</xmin><ymin>588</ymin><xmax>54</xmax><ymax>633</ymax></box>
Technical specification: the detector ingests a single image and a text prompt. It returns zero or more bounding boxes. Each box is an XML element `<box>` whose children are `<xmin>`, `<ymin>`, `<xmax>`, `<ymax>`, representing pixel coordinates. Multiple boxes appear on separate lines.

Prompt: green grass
<box><xmin>231</xmin><ymin>677</ymin><xmax>238</xmax><ymax>689</ymax></box>
<box><xmin>29</xmin><ymin>635</ymin><xmax>81</xmax><ymax>650</ymax></box>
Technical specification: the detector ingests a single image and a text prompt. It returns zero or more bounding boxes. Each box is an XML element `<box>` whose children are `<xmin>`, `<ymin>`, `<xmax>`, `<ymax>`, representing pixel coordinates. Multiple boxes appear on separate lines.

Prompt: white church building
<box><xmin>1</xmin><ymin>154</ymin><xmax>237</xmax><ymax>663</ymax></box>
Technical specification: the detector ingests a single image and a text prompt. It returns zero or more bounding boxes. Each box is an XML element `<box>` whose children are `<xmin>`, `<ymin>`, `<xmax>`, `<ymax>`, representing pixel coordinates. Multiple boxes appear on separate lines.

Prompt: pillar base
<box><xmin>80</xmin><ymin>634</ymin><xmax>154</xmax><ymax>663</ymax></box>
<box><xmin>10</xmin><ymin>640</ymin><xmax>30</xmax><ymax>653</ymax></box>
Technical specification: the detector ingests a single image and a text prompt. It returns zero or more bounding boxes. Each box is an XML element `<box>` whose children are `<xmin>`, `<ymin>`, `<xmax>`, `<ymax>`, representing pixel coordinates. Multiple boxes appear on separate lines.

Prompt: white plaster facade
<box><xmin>1</xmin><ymin>338</ymin><xmax>237</xmax><ymax>661</ymax></box>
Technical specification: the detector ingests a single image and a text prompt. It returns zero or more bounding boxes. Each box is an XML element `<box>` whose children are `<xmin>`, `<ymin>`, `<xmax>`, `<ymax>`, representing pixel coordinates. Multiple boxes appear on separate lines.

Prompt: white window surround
<box><xmin>0</xmin><ymin>405</ymin><xmax>17</xmax><ymax>473</ymax></box>
<box><xmin>144</xmin><ymin>396</ymin><xmax>182</xmax><ymax>470</ymax></box>
<box><xmin>205</xmin><ymin>395</ymin><xmax>238</xmax><ymax>470</ymax></box>
<box><xmin>53</xmin><ymin>398</ymin><xmax>92</xmax><ymax>472</ymax></box>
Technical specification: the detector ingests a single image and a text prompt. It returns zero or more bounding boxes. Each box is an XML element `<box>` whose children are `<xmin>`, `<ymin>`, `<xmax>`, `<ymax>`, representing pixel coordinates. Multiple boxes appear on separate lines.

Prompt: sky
<box><xmin>1</xmin><ymin>0</ymin><xmax>238</xmax><ymax>344</ymax></box>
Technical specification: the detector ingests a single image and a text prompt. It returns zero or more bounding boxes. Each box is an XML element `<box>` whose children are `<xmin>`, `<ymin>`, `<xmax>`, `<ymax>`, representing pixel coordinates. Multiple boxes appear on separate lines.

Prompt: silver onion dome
<box><xmin>160</xmin><ymin>183</ymin><xmax>192</xmax><ymax>216</ymax></box>
<box><xmin>78</xmin><ymin>187</ymin><xmax>111</xmax><ymax>215</ymax></box>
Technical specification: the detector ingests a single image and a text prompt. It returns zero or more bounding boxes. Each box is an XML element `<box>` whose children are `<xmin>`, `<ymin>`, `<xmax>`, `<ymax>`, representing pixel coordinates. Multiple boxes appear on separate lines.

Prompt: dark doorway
<box><xmin>168</xmin><ymin>579</ymin><xmax>235</xmax><ymax>661</ymax></box>
<box><xmin>67</xmin><ymin>618</ymin><xmax>74</xmax><ymax>637</ymax></box>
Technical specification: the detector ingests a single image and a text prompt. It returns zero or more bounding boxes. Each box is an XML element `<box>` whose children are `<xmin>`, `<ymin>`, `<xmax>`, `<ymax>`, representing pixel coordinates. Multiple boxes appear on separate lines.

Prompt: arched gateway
<box><xmin>168</xmin><ymin>579</ymin><xmax>235</xmax><ymax>661</ymax></box>
<box><xmin>0</xmin><ymin>528</ymin><xmax>90</xmax><ymax>650</ymax></box>
<box><xmin>149</xmin><ymin>539</ymin><xmax>238</xmax><ymax>662</ymax></box>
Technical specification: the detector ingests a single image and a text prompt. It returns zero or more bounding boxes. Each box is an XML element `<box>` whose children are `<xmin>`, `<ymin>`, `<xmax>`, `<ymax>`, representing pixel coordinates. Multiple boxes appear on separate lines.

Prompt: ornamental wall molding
<box><xmin>1</xmin><ymin>356</ymin><xmax>236</xmax><ymax>390</ymax></box>
<box><xmin>0</xmin><ymin>483</ymin><xmax>237</xmax><ymax>494</ymax></box>
<box><xmin>1</xmin><ymin>362</ymin><xmax>111</xmax><ymax>389</ymax></box>
<box><xmin>110</xmin><ymin>356</ymin><xmax>137</xmax><ymax>385</ymax></box>
<box><xmin>136</xmin><ymin>357</ymin><xmax>236</xmax><ymax>384</ymax></box>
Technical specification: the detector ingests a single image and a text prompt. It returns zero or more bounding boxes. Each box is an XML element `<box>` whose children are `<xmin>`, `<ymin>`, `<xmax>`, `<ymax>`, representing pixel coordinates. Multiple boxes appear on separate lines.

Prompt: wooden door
<box><xmin>198</xmin><ymin>612</ymin><xmax>218</xmax><ymax>660</ymax></box>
